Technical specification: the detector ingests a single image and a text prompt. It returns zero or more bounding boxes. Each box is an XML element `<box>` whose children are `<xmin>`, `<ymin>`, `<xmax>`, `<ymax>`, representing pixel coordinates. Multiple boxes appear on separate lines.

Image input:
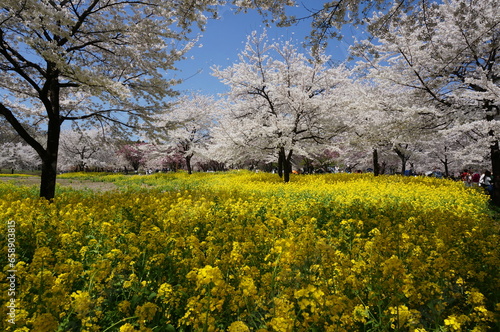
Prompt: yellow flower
<box><xmin>195</xmin><ymin>265</ymin><xmax>223</xmax><ymax>287</ymax></box>
<box><xmin>118</xmin><ymin>300</ymin><xmax>131</xmax><ymax>314</ymax></box>
<box><xmin>270</xmin><ymin>298</ymin><xmax>295</xmax><ymax>331</ymax></box>
<box><xmin>13</xmin><ymin>328</ymin><xmax>30</xmax><ymax>332</ymax></box>
<box><xmin>352</xmin><ymin>304</ymin><xmax>370</xmax><ymax>323</ymax></box>
<box><xmin>240</xmin><ymin>276</ymin><xmax>257</xmax><ymax>297</ymax></box>
<box><xmin>466</xmin><ymin>290</ymin><xmax>486</xmax><ymax>305</ymax></box>
<box><xmin>135</xmin><ymin>302</ymin><xmax>158</xmax><ymax>322</ymax></box>
<box><xmin>158</xmin><ymin>282</ymin><xmax>174</xmax><ymax>301</ymax></box>
<box><xmin>71</xmin><ymin>290</ymin><xmax>92</xmax><ymax>318</ymax></box>
<box><xmin>388</xmin><ymin>305</ymin><xmax>414</xmax><ymax>328</ymax></box>
<box><xmin>227</xmin><ymin>321</ymin><xmax>250</xmax><ymax>332</ymax></box>
<box><xmin>32</xmin><ymin>313</ymin><xmax>58</xmax><ymax>332</ymax></box>
<box><xmin>444</xmin><ymin>315</ymin><xmax>462</xmax><ymax>331</ymax></box>
<box><xmin>119</xmin><ymin>323</ymin><xmax>137</xmax><ymax>332</ymax></box>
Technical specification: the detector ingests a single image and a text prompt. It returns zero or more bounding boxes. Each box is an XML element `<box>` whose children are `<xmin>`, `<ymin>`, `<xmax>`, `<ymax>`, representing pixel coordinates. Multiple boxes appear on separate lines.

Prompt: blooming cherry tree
<box><xmin>58</xmin><ymin>129</ymin><xmax>120</xmax><ymax>172</ymax></box>
<box><xmin>152</xmin><ymin>93</ymin><xmax>217</xmax><ymax>174</ymax></box>
<box><xmin>212</xmin><ymin>31</ymin><xmax>352</xmax><ymax>181</ymax></box>
<box><xmin>0</xmin><ymin>142</ymin><xmax>39</xmax><ymax>171</ymax></box>
<box><xmin>117</xmin><ymin>142</ymin><xmax>149</xmax><ymax>173</ymax></box>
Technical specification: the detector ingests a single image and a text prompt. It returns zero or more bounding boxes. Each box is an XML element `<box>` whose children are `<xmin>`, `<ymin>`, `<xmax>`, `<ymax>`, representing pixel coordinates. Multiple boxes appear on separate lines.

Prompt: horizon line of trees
<box><xmin>0</xmin><ymin>123</ymin><xmax>491</xmax><ymax>179</ymax></box>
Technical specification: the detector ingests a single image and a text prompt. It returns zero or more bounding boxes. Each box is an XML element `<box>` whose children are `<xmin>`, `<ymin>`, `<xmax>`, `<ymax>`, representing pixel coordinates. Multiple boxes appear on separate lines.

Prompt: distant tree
<box><xmin>117</xmin><ymin>143</ymin><xmax>148</xmax><ymax>173</ymax></box>
<box><xmin>0</xmin><ymin>118</ymin><xmax>40</xmax><ymax>171</ymax></box>
<box><xmin>301</xmin><ymin>148</ymin><xmax>341</xmax><ymax>173</ymax></box>
<box><xmin>417</xmin><ymin>128</ymin><xmax>492</xmax><ymax>178</ymax></box>
<box><xmin>59</xmin><ymin>130</ymin><xmax>99</xmax><ymax>171</ymax></box>
<box><xmin>152</xmin><ymin>93</ymin><xmax>217</xmax><ymax>174</ymax></box>
<box><xmin>338</xmin><ymin>78</ymin><xmax>436</xmax><ymax>175</ymax></box>
<box><xmin>158</xmin><ymin>147</ymin><xmax>186</xmax><ymax>172</ymax></box>
<box><xmin>195</xmin><ymin>159</ymin><xmax>227</xmax><ymax>172</ymax></box>
<box><xmin>0</xmin><ymin>142</ymin><xmax>39</xmax><ymax>171</ymax></box>
<box><xmin>59</xmin><ymin>129</ymin><xmax>119</xmax><ymax>172</ymax></box>
<box><xmin>212</xmin><ymin>31</ymin><xmax>351</xmax><ymax>182</ymax></box>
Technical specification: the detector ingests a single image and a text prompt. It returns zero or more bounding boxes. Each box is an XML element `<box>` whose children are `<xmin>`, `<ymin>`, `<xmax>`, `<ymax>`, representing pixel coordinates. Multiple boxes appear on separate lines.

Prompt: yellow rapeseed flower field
<box><xmin>1</xmin><ymin>171</ymin><xmax>499</xmax><ymax>331</ymax></box>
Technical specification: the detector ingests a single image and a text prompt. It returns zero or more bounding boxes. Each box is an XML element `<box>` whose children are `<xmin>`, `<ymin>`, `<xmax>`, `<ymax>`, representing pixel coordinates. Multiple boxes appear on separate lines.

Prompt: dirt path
<box><xmin>0</xmin><ymin>176</ymin><xmax>118</xmax><ymax>192</ymax></box>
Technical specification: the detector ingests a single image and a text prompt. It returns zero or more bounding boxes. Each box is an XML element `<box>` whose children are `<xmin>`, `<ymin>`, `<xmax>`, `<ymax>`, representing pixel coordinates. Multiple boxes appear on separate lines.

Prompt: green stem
<box><xmin>102</xmin><ymin>316</ymin><xmax>138</xmax><ymax>332</ymax></box>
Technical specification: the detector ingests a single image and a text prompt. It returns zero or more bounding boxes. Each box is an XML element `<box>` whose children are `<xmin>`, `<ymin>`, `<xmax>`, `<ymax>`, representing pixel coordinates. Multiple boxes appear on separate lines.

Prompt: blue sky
<box><xmin>174</xmin><ymin>4</ymin><xmax>366</xmax><ymax>96</ymax></box>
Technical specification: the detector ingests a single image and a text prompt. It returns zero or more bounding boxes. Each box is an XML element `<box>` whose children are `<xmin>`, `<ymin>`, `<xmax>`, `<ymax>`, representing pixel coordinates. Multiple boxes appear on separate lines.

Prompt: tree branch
<box><xmin>0</xmin><ymin>103</ymin><xmax>45</xmax><ymax>158</ymax></box>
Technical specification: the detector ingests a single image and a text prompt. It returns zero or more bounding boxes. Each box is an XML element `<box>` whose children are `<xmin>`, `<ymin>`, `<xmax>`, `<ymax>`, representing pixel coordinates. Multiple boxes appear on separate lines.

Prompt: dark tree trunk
<box><xmin>38</xmin><ymin>70</ymin><xmax>62</xmax><ymax>200</ymax></box>
<box><xmin>186</xmin><ymin>154</ymin><xmax>193</xmax><ymax>174</ymax></box>
<box><xmin>400</xmin><ymin>159</ymin><xmax>406</xmax><ymax>175</ymax></box>
<box><xmin>40</xmin><ymin>155</ymin><xmax>58</xmax><ymax>200</ymax></box>
<box><xmin>283</xmin><ymin>157</ymin><xmax>291</xmax><ymax>183</ymax></box>
<box><xmin>394</xmin><ymin>144</ymin><xmax>409</xmax><ymax>175</ymax></box>
<box><xmin>438</xmin><ymin>147</ymin><xmax>450</xmax><ymax>178</ymax></box>
<box><xmin>39</xmin><ymin>110</ymin><xmax>61</xmax><ymax>200</ymax></box>
<box><xmin>380</xmin><ymin>161</ymin><xmax>387</xmax><ymax>175</ymax></box>
<box><xmin>443</xmin><ymin>159</ymin><xmax>450</xmax><ymax>178</ymax></box>
<box><xmin>278</xmin><ymin>147</ymin><xmax>293</xmax><ymax>183</ymax></box>
<box><xmin>490</xmin><ymin>141</ymin><xmax>500</xmax><ymax>206</ymax></box>
<box><xmin>277</xmin><ymin>150</ymin><xmax>283</xmax><ymax>178</ymax></box>
<box><xmin>486</xmin><ymin>101</ymin><xmax>500</xmax><ymax>205</ymax></box>
<box><xmin>373</xmin><ymin>148</ymin><xmax>380</xmax><ymax>176</ymax></box>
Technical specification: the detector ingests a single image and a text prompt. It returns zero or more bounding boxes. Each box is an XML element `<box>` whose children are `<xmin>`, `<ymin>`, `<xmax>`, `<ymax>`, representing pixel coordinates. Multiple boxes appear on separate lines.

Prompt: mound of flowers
<box><xmin>1</xmin><ymin>171</ymin><xmax>499</xmax><ymax>331</ymax></box>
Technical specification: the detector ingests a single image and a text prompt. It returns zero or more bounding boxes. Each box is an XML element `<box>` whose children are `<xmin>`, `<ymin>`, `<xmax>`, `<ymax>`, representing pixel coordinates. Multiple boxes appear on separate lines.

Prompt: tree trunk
<box><xmin>438</xmin><ymin>147</ymin><xmax>450</xmax><ymax>178</ymax></box>
<box><xmin>186</xmin><ymin>154</ymin><xmax>193</xmax><ymax>174</ymax></box>
<box><xmin>373</xmin><ymin>148</ymin><xmax>380</xmax><ymax>176</ymax></box>
<box><xmin>283</xmin><ymin>157</ymin><xmax>291</xmax><ymax>183</ymax></box>
<box><xmin>486</xmin><ymin>101</ymin><xmax>500</xmax><ymax>205</ymax></box>
<box><xmin>394</xmin><ymin>144</ymin><xmax>409</xmax><ymax>175</ymax></box>
<box><xmin>277</xmin><ymin>150</ymin><xmax>283</xmax><ymax>178</ymax></box>
<box><xmin>279</xmin><ymin>147</ymin><xmax>293</xmax><ymax>183</ymax></box>
<box><xmin>39</xmin><ymin>118</ymin><xmax>61</xmax><ymax>200</ymax></box>
<box><xmin>40</xmin><ymin>156</ymin><xmax>58</xmax><ymax>200</ymax></box>
<box><xmin>443</xmin><ymin>159</ymin><xmax>450</xmax><ymax>178</ymax></box>
<box><xmin>380</xmin><ymin>161</ymin><xmax>387</xmax><ymax>175</ymax></box>
<box><xmin>490</xmin><ymin>141</ymin><xmax>500</xmax><ymax>206</ymax></box>
<box><xmin>277</xmin><ymin>147</ymin><xmax>292</xmax><ymax>182</ymax></box>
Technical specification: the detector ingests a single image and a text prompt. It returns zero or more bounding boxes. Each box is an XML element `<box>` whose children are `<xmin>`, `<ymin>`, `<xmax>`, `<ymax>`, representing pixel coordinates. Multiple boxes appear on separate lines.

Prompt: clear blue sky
<box><xmin>174</xmin><ymin>4</ymin><xmax>365</xmax><ymax>96</ymax></box>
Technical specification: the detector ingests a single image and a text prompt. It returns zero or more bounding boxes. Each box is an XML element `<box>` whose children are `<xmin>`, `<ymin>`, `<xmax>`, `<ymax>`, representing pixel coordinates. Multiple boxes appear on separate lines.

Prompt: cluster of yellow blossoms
<box><xmin>1</xmin><ymin>171</ymin><xmax>499</xmax><ymax>331</ymax></box>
